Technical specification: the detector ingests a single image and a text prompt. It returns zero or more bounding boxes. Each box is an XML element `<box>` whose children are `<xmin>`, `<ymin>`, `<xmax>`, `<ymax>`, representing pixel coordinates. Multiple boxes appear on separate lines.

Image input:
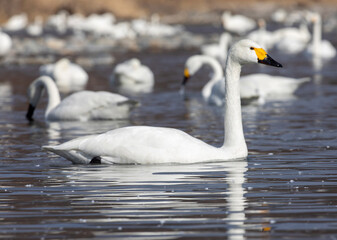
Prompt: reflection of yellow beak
<box><xmin>184</xmin><ymin>68</ymin><xmax>190</xmax><ymax>78</ymax></box>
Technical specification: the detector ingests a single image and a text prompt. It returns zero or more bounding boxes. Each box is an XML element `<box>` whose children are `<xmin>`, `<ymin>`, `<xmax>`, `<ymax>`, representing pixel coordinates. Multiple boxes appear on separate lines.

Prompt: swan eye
<box><xmin>250</xmin><ymin>47</ymin><xmax>254</xmax><ymax>50</ymax></box>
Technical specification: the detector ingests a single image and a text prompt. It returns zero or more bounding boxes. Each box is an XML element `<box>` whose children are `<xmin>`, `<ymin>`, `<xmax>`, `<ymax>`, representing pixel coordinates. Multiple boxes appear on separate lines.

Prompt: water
<box><xmin>1</xmin><ymin>28</ymin><xmax>337</xmax><ymax>239</ymax></box>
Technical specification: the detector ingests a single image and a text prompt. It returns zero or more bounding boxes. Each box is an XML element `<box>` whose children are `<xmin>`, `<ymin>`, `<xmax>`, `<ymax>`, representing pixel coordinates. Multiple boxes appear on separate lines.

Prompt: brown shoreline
<box><xmin>0</xmin><ymin>0</ymin><xmax>336</xmax><ymax>24</ymax></box>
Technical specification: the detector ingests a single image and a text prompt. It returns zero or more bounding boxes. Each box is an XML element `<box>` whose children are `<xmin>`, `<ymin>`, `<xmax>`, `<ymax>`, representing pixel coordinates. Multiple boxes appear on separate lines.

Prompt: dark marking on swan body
<box><xmin>90</xmin><ymin>156</ymin><xmax>101</xmax><ymax>164</ymax></box>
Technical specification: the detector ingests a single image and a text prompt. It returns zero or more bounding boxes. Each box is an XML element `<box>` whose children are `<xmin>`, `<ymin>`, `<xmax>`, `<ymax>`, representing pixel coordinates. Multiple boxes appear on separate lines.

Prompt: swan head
<box><xmin>181</xmin><ymin>55</ymin><xmax>205</xmax><ymax>91</ymax></box>
<box><xmin>229</xmin><ymin>39</ymin><xmax>282</xmax><ymax>67</ymax></box>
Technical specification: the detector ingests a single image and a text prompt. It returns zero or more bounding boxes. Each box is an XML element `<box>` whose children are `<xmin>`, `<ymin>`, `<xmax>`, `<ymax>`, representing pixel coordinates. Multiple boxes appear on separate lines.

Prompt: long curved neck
<box><xmin>200</xmin><ymin>56</ymin><xmax>224</xmax><ymax>98</ymax></box>
<box><xmin>312</xmin><ymin>15</ymin><xmax>322</xmax><ymax>56</ymax></box>
<box><xmin>222</xmin><ymin>56</ymin><xmax>245</xmax><ymax>148</ymax></box>
<box><xmin>32</xmin><ymin>77</ymin><xmax>61</xmax><ymax>118</ymax></box>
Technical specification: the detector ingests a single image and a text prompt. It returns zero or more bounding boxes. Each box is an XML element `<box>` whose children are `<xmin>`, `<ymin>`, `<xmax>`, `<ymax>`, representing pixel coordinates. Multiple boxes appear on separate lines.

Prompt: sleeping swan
<box><xmin>43</xmin><ymin>39</ymin><xmax>282</xmax><ymax>164</ymax></box>
<box><xmin>26</xmin><ymin>76</ymin><xmax>138</xmax><ymax>122</ymax></box>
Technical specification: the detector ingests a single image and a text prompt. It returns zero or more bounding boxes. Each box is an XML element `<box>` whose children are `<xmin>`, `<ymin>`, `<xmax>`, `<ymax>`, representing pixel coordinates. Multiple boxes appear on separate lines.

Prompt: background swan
<box><xmin>110</xmin><ymin>58</ymin><xmax>154</xmax><ymax>93</ymax></box>
<box><xmin>182</xmin><ymin>55</ymin><xmax>225</xmax><ymax>106</ymax></box>
<box><xmin>222</xmin><ymin>11</ymin><xmax>256</xmax><ymax>35</ymax></box>
<box><xmin>182</xmin><ymin>55</ymin><xmax>306</xmax><ymax>105</ymax></box>
<box><xmin>39</xmin><ymin>58</ymin><xmax>88</xmax><ymax>92</ymax></box>
<box><xmin>26</xmin><ymin>76</ymin><xmax>138</xmax><ymax>122</ymax></box>
<box><xmin>200</xmin><ymin>32</ymin><xmax>231</xmax><ymax>64</ymax></box>
<box><xmin>43</xmin><ymin>39</ymin><xmax>282</xmax><ymax>164</ymax></box>
<box><xmin>305</xmin><ymin>12</ymin><xmax>336</xmax><ymax>60</ymax></box>
<box><xmin>0</xmin><ymin>30</ymin><xmax>12</xmax><ymax>56</ymax></box>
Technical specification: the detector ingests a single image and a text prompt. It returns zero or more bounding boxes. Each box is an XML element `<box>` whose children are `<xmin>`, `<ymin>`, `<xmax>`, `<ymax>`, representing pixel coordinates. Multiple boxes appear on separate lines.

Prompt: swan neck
<box><xmin>201</xmin><ymin>57</ymin><xmax>224</xmax><ymax>98</ymax></box>
<box><xmin>33</xmin><ymin>77</ymin><xmax>61</xmax><ymax>118</ymax></box>
<box><xmin>312</xmin><ymin>16</ymin><xmax>322</xmax><ymax>55</ymax></box>
<box><xmin>222</xmin><ymin>57</ymin><xmax>245</xmax><ymax>148</ymax></box>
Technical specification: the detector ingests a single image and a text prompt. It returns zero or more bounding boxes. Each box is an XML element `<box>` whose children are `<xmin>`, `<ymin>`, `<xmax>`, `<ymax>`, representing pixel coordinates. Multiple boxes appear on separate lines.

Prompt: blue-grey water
<box><xmin>1</xmin><ymin>24</ymin><xmax>337</xmax><ymax>240</ymax></box>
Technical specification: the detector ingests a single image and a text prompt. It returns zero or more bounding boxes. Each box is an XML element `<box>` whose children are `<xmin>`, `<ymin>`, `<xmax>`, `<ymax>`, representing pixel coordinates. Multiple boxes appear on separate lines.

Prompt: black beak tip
<box><xmin>26</xmin><ymin>104</ymin><xmax>35</xmax><ymax>122</ymax></box>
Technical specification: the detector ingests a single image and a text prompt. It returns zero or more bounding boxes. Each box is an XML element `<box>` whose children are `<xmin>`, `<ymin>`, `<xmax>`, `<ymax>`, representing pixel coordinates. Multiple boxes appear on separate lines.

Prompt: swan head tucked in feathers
<box><xmin>229</xmin><ymin>39</ymin><xmax>282</xmax><ymax>67</ymax></box>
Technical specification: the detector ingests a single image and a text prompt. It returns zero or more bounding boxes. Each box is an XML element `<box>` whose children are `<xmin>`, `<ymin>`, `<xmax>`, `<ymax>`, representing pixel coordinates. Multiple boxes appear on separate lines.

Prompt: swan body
<box><xmin>43</xmin><ymin>39</ymin><xmax>282</xmax><ymax>164</ymax></box>
<box><xmin>4</xmin><ymin>13</ymin><xmax>28</xmax><ymax>31</ymax></box>
<box><xmin>39</xmin><ymin>58</ymin><xmax>88</xmax><ymax>92</ymax></box>
<box><xmin>273</xmin><ymin>22</ymin><xmax>311</xmax><ymax>54</ymax></box>
<box><xmin>222</xmin><ymin>11</ymin><xmax>256</xmax><ymax>35</ymax></box>
<box><xmin>201</xmin><ymin>32</ymin><xmax>231</xmax><ymax>63</ymax></box>
<box><xmin>111</xmin><ymin>58</ymin><xmax>154</xmax><ymax>93</ymax></box>
<box><xmin>0</xmin><ymin>31</ymin><xmax>12</xmax><ymax>56</ymax></box>
<box><xmin>305</xmin><ymin>13</ymin><xmax>336</xmax><ymax>59</ymax></box>
<box><xmin>26</xmin><ymin>76</ymin><xmax>137</xmax><ymax>122</ymax></box>
<box><xmin>239</xmin><ymin>74</ymin><xmax>310</xmax><ymax>101</ymax></box>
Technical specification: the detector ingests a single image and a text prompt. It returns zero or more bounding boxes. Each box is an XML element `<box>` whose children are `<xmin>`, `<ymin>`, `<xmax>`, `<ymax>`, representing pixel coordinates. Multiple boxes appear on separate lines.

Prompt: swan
<box><xmin>26</xmin><ymin>76</ymin><xmax>138</xmax><ymax>122</ymax></box>
<box><xmin>39</xmin><ymin>58</ymin><xmax>88</xmax><ymax>92</ymax></box>
<box><xmin>221</xmin><ymin>11</ymin><xmax>256</xmax><ymax>35</ymax></box>
<box><xmin>305</xmin><ymin>12</ymin><xmax>336</xmax><ymax>59</ymax></box>
<box><xmin>4</xmin><ymin>13</ymin><xmax>28</xmax><ymax>31</ymax></box>
<box><xmin>42</xmin><ymin>39</ymin><xmax>282</xmax><ymax>164</ymax></box>
<box><xmin>200</xmin><ymin>32</ymin><xmax>231</xmax><ymax>63</ymax></box>
<box><xmin>0</xmin><ymin>30</ymin><xmax>12</xmax><ymax>56</ymax></box>
<box><xmin>110</xmin><ymin>58</ymin><xmax>154</xmax><ymax>93</ymax></box>
<box><xmin>181</xmin><ymin>55</ymin><xmax>307</xmax><ymax>105</ymax></box>
<box><xmin>273</xmin><ymin>21</ymin><xmax>311</xmax><ymax>54</ymax></box>
<box><xmin>181</xmin><ymin>55</ymin><xmax>225</xmax><ymax>106</ymax></box>
<box><xmin>247</xmin><ymin>19</ymin><xmax>274</xmax><ymax>50</ymax></box>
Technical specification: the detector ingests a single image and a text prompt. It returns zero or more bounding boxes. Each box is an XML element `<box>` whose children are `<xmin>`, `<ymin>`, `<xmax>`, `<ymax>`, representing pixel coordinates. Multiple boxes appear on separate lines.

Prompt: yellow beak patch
<box><xmin>184</xmin><ymin>68</ymin><xmax>190</xmax><ymax>78</ymax></box>
<box><xmin>254</xmin><ymin>48</ymin><xmax>268</xmax><ymax>61</ymax></box>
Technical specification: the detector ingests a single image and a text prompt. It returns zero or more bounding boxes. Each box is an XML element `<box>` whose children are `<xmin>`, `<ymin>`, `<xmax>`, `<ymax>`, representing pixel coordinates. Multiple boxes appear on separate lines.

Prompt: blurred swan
<box><xmin>305</xmin><ymin>12</ymin><xmax>336</xmax><ymax>60</ymax></box>
<box><xmin>247</xmin><ymin>19</ymin><xmax>274</xmax><ymax>50</ymax></box>
<box><xmin>181</xmin><ymin>55</ymin><xmax>307</xmax><ymax>105</ymax></box>
<box><xmin>4</xmin><ymin>13</ymin><xmax>28</xmax><ymax>31</ymax></box>
<box><xmin>181</xmin><ymin>55</ymin><xmax>225</xmax><ymax>106</ymax></box>
<box><xmin>110</xmin><ymin>58</ymin><xmax>154</xmax><ymax>93</ymax></box>
<box><xmin>26</xmin><ymin>16</ymin><xmax>43</xmax><ymax>36</ymax></box>
<box><xmin>273</xmin><ymin>21</ymin><xmax>311</xmax><ymax>54</ymax></box>
<box><xmin>201</xmin><ymin>32</ymin><xmax>231</xmax><ymax>63</ymax></box>
<box><xmin>0</xmin><ymin>30</ymin><xmax>12</xmax><ymax>56</ymax></box>
<box><xmin>39</xmin><ymin>58</ymin><xmax>88</xmax><ymax>92</ymax></box>
<box><xmin>239</xmin><ymin>74</ymin><xmax>310</xmax><ymax>104</ymax></box>
<box><xmin>43</xmin><ymin>39</ymin><xmax>282</xmax><ymax>164</ymax></box>
<box><xmin>26</xmin><ymin>76</ymin><xmax>138</xmax><ymax>122</ymax></box>
<box><xmin>222</xmin><ymin>11</ymin><xmax>256</xmax><ymax>35</ymax></box>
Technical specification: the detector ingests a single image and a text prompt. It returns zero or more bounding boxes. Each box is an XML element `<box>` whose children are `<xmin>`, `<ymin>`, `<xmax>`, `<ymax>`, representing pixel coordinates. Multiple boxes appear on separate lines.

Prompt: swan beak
<box><xmin>26</xmin><ymin>104</ymin><xmax>35</xmax><ymax>121</ymax></box>
<box><xmin>180</xmin><ymin>68</ymin><xmax>190</xmax><ymax>95</ymax></box>
<box><xmin>182</xmin><ymin>68</ymin><xmax>190</xmax><ymax>86</ymax></box>
<box><xmin>254</xmin><ymin>48</ymin><xmax>283</xmax><ymax>68</ymax></box>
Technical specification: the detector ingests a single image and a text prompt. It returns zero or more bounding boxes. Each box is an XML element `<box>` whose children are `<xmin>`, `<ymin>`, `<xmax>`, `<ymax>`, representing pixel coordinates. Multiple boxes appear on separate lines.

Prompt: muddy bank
<box><xmin>0</xmin><ymin>0</ymin><xmax>336</xmax><ymax>24</ymax></box>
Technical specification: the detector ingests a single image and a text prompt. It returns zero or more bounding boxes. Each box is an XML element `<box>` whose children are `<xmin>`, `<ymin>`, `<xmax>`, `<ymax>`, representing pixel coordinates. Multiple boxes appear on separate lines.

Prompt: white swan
<box><xmin>181</xmin><ymin>55</ymin><xmax>225</xmax><ymax>106</ymax></box>
<box><xmin>43</xmin><ymin>39</ymin><xmax>282</xmax><ymax>164</ymax></box>
<box><xmin>181</xmin><ymin>55</ymin><xmax>307</xmax><ymax>105</ymax></box>
<box><xmin>305</xmin><ymin>12</ymin><xmax>336</xmax><ymax>60</ymax></box>
<box><xmin>39</xmin><ymin>58</ymin><xmax>88</xmax><ymax>92</ymax></box>
<box><xmin>273</xmin><ymin>21</ymin><xmax>311</xmax><ymax>54</ymax></box>
<box><xmin>26</xmin><ymin>76</ymin><xmax>138</xmax><ymax>122</ymax></box>
<box><xmin>222</xmin><ymin>11</ymin><xmax>256</xmax><ymax>35</ymax></box>
<box><xmin>201</xmin><ymin>32</ymin><xmax>231</xmax><ymax>63</ymax></box>
<box><xmin>0</xmin><ymin>30</ymin><xmax>12</xmax><ymax>56</ymax></box>
<box><xmin>110</xmin><ymin>58</ymin><xmax>154</xmax><ymax>93</ymax></box>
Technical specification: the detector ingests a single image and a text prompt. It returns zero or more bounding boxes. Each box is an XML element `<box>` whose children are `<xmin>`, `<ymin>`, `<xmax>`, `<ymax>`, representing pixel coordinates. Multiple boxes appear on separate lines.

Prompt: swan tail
<box><xmin>117</xmin><ymin>99</ymin><xmax>140</xmax><ymax>109</ymax></box>
<box><xmin>42</xmin><ymin>145</ymin><xmax>90</xmax><ymax>164</ymax></box>
<box><xmin>298</xmin><ymin>77</ymin><xmax>311</xmax><ymax>84</ymax></box>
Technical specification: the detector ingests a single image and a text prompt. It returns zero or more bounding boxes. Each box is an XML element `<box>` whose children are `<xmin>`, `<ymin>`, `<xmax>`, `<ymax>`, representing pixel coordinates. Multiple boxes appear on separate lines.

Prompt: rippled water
<box><xmin>1</xmin><ymin>26</ymin><xmax>337</xmax><ymax>239</ymax></box>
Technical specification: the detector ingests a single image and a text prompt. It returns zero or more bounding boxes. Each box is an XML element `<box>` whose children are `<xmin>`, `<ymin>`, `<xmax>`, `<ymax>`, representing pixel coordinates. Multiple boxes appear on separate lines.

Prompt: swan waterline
<box><xmin>26</xmin><ymin>76</ymin><xmax>138</xmax><ymax>122</ymax></box>
<box><xmin>43</xmin><ymin>39</ymin><xmax>282</xmax><ymax>165</ymax></box>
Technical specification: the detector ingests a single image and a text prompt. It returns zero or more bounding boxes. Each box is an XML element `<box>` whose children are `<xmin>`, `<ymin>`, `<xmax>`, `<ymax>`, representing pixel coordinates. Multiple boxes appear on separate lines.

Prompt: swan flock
<box><xmin>43</xmin><ymin>39</ymin><xmax>283</xmax><ymax>164</ymax></box>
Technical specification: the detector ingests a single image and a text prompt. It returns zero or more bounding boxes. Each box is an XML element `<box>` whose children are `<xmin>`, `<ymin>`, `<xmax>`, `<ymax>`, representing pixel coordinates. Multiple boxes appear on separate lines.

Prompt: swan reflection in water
<box><xmin>59</xmin><ymin>160</ymin><xmax>249</xmax><ymax>239</ymax></box>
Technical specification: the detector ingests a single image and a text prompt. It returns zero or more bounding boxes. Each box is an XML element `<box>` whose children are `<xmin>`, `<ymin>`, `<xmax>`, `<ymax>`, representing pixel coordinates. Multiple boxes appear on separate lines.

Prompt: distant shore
<box><xmin>0</xmin><ymin>0</ymin><xmax>336</xmax><ymax>24</ymax></box>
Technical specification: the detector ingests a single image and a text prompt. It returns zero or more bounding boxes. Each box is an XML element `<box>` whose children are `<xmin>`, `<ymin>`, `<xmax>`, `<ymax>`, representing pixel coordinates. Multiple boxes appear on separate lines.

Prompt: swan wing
<box><xmin>48</xmin><ymin>91</ymin><xmax>136</xmax><ymax>121</ymax></box>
